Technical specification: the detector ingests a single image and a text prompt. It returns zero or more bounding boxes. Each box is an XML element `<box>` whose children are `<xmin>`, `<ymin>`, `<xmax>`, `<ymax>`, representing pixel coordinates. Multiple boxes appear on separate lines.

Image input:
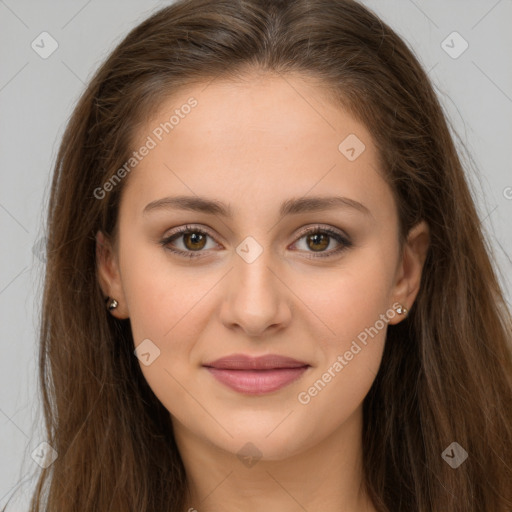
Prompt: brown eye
<box><xmin>306</xmin><ymin>232</ymin><xmax>330</xmax><ymax>252</ymax></box>
<box><xmin>161</xmin><ymin>224</ymin><xmax>352</xmax><ymax>261</ymax></box>
<box><xmin>291</xmin><ymin>226</ymin><xmax>352</xmax><ymax>259</ymax></box>
<box><xmin>160</xmin><ymin>225</ymin><xmax>217</xmax><ymax>259</ymax></box>
<box><xmin>182</xmin><ymin>231</ymin><xmax>207</xmax><ymax>251</ymax></box>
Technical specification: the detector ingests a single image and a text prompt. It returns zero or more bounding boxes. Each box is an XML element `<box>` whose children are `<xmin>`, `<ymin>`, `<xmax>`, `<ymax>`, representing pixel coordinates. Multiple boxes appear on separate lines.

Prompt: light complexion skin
<box><xmin>97</xmin><ymin>71</ymin><xmax>429</xmax><ymax>512</ymax></box>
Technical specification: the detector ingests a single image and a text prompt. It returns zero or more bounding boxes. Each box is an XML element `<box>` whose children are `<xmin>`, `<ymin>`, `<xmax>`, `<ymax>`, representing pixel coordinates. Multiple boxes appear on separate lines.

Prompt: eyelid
<box><xmin>293</xmin><ymin>223</ymin><xmax>349</xmax><ymax>242</ymax></box>
<box><xmin>162</xmin><ymin>224</ymin><xmax>219</xmax><ymax>241</ymax></box>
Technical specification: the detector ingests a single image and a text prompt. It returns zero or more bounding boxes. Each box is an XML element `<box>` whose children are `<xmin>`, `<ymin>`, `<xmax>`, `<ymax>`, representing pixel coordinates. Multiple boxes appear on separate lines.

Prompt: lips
<box><xmin>203</xmin><ymin>354</ymin><xmax>310</xmax><ymax>395</ymax></box>
<box><xmin>204</xmin><ymin>354</ymin><xmax>309</xmax><ymax>370</ymax></box>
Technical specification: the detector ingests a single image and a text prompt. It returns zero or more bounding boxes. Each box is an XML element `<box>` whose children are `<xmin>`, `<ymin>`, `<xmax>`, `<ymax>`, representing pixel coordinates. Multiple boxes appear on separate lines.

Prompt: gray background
<box><xmin>1</xmin><ymin>0</ymin><xmax>511</xmax><ymax>508</ymax></box>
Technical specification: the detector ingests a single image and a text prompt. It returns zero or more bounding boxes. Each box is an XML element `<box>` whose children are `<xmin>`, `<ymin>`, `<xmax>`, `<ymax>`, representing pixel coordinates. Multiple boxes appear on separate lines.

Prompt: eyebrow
<box><xmin>143</xmin><ymin>195</ymin><xmax>372</xmax><ymax>218</ymax></box>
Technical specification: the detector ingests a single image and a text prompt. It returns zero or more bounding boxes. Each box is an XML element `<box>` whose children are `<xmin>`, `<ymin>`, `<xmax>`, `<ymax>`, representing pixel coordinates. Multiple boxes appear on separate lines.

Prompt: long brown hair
<box><xmin>7</xmin><ymin>0</ymin><xmax>511</xmax><ymax>510</ymax></box>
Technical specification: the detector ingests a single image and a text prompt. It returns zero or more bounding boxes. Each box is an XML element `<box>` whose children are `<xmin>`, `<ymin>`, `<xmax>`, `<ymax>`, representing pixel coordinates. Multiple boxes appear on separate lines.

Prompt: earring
<box><xmin>396</xmin><ymin>304</ymin><xmax>408</xmax><ymax>317</ymax></box>
<box><xmin>107</xmin><ymin>298</ymin><xmax>118</xmax><ymax>311</ymax></box>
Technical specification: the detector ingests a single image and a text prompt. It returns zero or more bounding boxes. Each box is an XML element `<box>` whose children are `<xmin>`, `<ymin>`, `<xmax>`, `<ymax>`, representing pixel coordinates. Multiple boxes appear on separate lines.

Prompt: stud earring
<box><xmin>107</xmin><ymin>298</ymin><xmax>118</xmax><ymax>311</ymax></box>
<box><xmin>396</xmin><ymin>304</ymin><xmax>408</xmax><ymax>317</ymax></box>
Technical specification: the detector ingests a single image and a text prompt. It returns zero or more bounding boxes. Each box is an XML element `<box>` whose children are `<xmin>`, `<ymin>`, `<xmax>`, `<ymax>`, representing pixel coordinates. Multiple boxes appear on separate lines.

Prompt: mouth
<box><xmin>203</xmin><ymin>354</ymin><xmax>311</xmax><ymax>395</ymax></box>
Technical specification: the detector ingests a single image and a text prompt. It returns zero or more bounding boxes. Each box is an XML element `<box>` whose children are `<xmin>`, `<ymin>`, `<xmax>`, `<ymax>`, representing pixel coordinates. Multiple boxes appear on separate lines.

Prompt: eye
<box><xmin>160</xmin><ymin>225</ymin><xmax>218</xmax><ymax>259</ymax></box>
<box><xmin>290</xmin><ymin>225</ymin><xmax>352</xmax><ymax>259</ymax></box>
<box><xmin>160</xmin><ymin>224</ymin><xmax>352</xmax><ymax>259</ymax></box>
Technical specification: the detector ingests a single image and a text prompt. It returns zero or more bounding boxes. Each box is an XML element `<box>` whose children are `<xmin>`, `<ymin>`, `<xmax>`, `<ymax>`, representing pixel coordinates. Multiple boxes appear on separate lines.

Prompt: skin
<box><xmin>97</xmin><ymin>70</ymin><xmax>429</xmax><ymax>512</ymax></box>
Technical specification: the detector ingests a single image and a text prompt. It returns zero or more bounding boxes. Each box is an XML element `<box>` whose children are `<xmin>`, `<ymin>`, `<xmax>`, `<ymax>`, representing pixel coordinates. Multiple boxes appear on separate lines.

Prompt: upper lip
<box><xmin>203</xmin><ymin>354</ymin><xmax>309</xmax><ymax>370</ymax></box>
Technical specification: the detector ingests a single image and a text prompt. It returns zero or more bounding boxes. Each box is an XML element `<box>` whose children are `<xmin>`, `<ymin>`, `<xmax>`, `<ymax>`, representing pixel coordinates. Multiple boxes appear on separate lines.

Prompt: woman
<box><xmin>14</xmin><ymin>0</ymin><xmax>512</xmax><ymax>510</ymax></box>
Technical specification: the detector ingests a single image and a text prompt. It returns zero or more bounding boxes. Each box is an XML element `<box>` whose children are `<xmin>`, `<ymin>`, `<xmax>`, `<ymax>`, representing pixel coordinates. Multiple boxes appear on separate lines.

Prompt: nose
<box><xmin>219</xmin><ymin>250</ymin><xmax>292</xmax><ymax>338</ymax></box>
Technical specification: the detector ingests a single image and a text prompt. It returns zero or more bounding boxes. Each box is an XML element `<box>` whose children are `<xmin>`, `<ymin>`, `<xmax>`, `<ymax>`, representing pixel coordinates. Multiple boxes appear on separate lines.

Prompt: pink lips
<box><xmin>203</xmin><ymin>354</ymin><xmax>310</xmax><ymax>395</ymax></box>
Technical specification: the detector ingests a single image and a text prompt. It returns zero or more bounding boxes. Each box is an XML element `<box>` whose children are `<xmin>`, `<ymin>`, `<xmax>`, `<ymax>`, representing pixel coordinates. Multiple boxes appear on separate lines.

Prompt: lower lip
<box><xmin>205</xmin><ymin>366</ymin><xmax>309</xmax><ymax>395</ymax></box>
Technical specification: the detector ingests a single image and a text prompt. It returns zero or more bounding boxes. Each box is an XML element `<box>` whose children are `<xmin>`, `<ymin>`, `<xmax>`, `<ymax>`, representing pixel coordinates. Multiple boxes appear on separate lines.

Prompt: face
<box><xmin>97</xmin><ymin>71</ymin><xmax>428</xmax><ymax>461</ymax></box>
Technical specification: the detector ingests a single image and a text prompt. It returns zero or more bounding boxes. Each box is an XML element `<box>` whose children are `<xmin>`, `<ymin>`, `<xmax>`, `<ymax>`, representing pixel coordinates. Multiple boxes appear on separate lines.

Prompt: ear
<box><xmin>388</xmin><ymin>220</ymin><xmax>430</xmax><ymax>325</ymax></box>
<box><xmin>96</xmin><ymin>230</ymin><xmax>129</xmax><ymax>319</ymax></box>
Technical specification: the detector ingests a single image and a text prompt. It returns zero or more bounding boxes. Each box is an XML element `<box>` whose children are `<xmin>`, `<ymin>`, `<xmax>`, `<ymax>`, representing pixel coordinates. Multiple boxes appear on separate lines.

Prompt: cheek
<box><xmin>293</xmin><ymin>247</ymin><xmax>395</xmax><ymax>420</ymax></box>
<box><xmin>296</xmin><ymin>264</ymin><xmax>393</xmax><ymax>424</ymax></box>
<box><xmin>308</xmin><ymin>245</ymin><xmax>398</xmax><ymax>349</ymax></box>
<box><xmin>120</xmin><ymin>250</ymin><xmax>211</xmax><ymax>422</ymax></box>
<box><xmin>119</xmin><ymin>239</ymin><xmax>207</xmax><ymax>343</ymax></box>
<box><xmin>119</xmin><ymin>244</ymin><xmax>219</xmax><ymax>404</ymax></box>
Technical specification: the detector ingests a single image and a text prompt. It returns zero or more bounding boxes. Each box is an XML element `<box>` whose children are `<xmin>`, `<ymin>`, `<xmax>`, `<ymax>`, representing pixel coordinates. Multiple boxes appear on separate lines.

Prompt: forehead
<box><xmin>140</xmin><ymin>73</ymin><xmax>367</xmax><ymax>157</ymax></box>
<box><xmin>121</xmin><ymin>72</ymin><xmax>394</xmax><ymax>223</ymax></box>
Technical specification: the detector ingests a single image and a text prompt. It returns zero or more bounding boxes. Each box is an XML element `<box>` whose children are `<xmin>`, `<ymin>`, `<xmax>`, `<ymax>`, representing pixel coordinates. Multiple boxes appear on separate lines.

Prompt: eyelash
<box><xmin>160</xmin><ymin>224</ymin><xmax>353</xmax><ymax>260</ymax></box>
